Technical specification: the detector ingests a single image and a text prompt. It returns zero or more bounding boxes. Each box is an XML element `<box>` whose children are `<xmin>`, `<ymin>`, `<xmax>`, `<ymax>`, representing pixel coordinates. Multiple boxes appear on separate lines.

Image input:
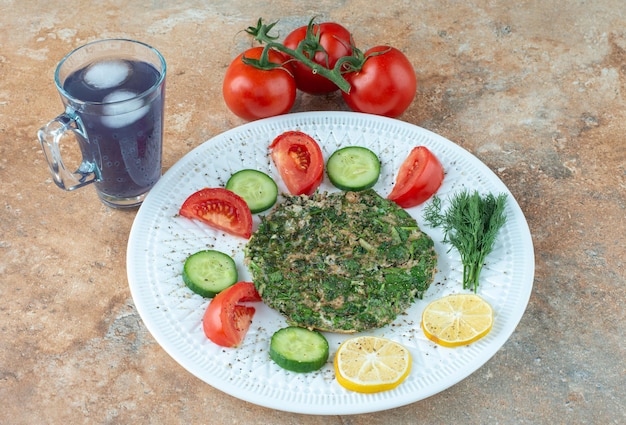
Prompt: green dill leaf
<box><xmin>424</xmin><ymin>189</ymin><xmax>507</xmax><ymax>292</ymax></box>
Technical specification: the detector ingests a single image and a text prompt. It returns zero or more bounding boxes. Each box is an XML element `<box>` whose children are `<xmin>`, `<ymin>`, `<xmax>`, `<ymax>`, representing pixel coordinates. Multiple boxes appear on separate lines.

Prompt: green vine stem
<box><xmin>243</xmin><ymin>18</ymin><xmax>360</xmax><ymax>93</ymax></box>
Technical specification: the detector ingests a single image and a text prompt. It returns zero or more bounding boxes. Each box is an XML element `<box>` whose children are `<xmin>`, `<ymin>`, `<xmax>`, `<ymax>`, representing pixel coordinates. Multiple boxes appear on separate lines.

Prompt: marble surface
<box><xmin>1</xmin><ymin>1</ymin><xmax>624</xmax><ymax>423</ymax></box>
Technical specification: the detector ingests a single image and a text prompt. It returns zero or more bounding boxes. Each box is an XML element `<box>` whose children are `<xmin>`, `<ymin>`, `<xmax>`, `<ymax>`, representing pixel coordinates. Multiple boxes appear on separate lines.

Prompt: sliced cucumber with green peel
<box><xmin>269</xmin><ymin>326</ymin><xmax>329</xmax><ymax>373</ymax></box>
<box><xmin>326</xmin><ymin>146</ymin><xmax>381</xmax><ymax>191</ymax></box>
<box><xmin>182</xmin><ymin>250</ymin><xmax>238</xmax><ymax>298</ymax></box>
<box><xmin>226</xmin><ymin>169</ymin><xmax>278</xmax><ymax>213</ymax></box>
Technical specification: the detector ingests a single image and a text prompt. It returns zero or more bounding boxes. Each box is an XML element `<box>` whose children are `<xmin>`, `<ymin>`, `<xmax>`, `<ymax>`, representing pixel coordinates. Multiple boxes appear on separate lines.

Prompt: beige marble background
<box><xmin>1</xmin><ymin>0</ymin><xmax>624</xmax><ymax>423</ymax></box>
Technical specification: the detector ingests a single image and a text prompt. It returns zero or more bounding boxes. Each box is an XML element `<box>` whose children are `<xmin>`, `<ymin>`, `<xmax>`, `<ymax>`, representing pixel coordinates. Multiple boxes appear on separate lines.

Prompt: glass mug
<box><xmin>38</xmin><ymin>39</ymin><xmax>167</xmax><ymax>208</ymax></box>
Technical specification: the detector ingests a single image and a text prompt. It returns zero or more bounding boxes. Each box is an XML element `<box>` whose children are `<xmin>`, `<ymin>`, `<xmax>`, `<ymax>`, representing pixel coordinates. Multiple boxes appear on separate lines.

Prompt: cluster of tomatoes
<box><xmin>222</xmin><ymin>18</ymin><xmax>418</xmax><ymax>121</ymax></box>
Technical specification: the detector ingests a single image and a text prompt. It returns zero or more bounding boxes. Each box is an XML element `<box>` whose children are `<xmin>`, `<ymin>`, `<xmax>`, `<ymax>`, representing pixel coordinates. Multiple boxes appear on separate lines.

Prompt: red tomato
<box><xmin>203</xmin><ymin>282</ymin><xmax>262</xmax><ymax>347</ymax></box>
<box><xmin>388</xmin><ymin>146</ymin><xmax>444</xmax><ymax>208</ymax></box>
<box><xmin>283</xmin><ymin>22</ymin><xmax>353</xmax><ymax>94</ymax></box>
<box><xmin>270</xmin><ymin>131</ymin><xmax>324</xmax><ymax>196</ymax></box>
<box><xmin>179</xmin><ymin>188</ymin><xmax>253</xmax><ymax>238</ymax></box>
<box><xmin>342</xmin><ymin>46</ymin><xmax>417</xmax><ymax>118</ymax></box>
<box><xmin>222</xmin><ymin>47</ymin><xmax>296</xmax><ymax>121</ymax></box>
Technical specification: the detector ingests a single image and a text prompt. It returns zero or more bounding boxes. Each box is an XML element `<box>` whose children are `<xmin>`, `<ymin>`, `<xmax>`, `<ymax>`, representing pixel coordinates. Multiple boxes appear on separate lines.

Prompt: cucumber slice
<box><xmin>182</xmin><ymin>250</ymin><xmax>238</xmax><ymax>298</ymax></box>
<box><xmin>326</xmin><ymin>146</ymin><xmax>381</xmax><ymax>191</ymax></box>
<box><xmin>269</xmin><ymin>326</ymin><xmax>329</xmax><ymax>373</ymax></box>
<box><xmin>226</xmin><ymin>169</ymin><xmax>278</xmax><ymax>213</ymax></box>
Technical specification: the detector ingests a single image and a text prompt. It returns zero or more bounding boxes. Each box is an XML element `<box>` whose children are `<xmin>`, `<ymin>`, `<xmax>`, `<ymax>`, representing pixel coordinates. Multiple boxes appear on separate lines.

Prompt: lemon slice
<box><xmin>421</xmin><ymin>293</ymin><xmax>494</xmax><ymax>347</ymax></box>
<box><xmin>334</xmin><ymin>336</ymin><xmax>411</xmax><ymax>393</ymax></box>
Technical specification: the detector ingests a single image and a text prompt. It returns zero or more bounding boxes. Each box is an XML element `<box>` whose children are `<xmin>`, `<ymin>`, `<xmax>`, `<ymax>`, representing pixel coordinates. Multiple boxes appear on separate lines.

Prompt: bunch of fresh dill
<box><xmin>424</xmin><ymin>190</ymin><xmax>508</xmax><ymax>292</ymax></box>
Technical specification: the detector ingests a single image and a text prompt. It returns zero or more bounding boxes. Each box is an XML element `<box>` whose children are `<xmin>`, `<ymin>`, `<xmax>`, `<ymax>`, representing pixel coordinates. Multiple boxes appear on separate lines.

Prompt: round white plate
<box><xmin>127</xmin><ymin>111</ymin><xmax>534</xmax><ymax>415</ymax></box>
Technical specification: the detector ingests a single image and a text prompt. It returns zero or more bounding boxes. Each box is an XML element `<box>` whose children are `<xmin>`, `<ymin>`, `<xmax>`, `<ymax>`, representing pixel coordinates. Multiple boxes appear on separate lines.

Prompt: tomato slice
<box><xmin>269</xmin><ymin>131</ymin><xmax>324</xmax><ymax>196</ymax></box>
<box><xmin>179</xmin><ymin>188</ymin><xmax>253</xmax><ymax>238</ymax></box>
<box><xmin>387</xmin><ymin>146</ymin><xmax>444</xmax><ymax>208</ymax></box>
<box><xmin>203</xmin><ymin>281</ymin><xmax>262</xmax><ymax>347</ymax></box>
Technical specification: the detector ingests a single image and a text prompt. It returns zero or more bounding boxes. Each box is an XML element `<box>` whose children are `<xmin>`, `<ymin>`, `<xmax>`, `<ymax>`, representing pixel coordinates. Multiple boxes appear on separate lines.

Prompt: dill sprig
<box><xmin>424</xmin><ymin>190</ymin><xmax>508</xmax><ymax>292</ymax></box>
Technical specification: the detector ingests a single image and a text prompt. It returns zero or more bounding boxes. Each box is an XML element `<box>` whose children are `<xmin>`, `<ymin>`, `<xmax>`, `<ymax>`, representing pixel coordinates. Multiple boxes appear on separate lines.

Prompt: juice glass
<box><xmin>38</xmin><ymin>39</ymin><xmax>167</xmax><ymax>208</ymax></box>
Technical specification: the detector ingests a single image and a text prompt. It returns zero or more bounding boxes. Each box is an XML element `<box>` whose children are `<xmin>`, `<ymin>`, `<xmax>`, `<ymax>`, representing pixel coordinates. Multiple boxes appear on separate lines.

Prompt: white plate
<box><xmin>127</xmin><ymin>111</ymin><xmax>534</xmax><ymax>415</ymax></box>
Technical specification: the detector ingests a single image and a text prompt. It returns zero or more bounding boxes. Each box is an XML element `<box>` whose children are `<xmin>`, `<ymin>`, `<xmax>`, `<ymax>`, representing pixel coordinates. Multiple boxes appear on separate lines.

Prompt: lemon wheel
<box><xmin>333</xmin><ymin>336</ymin><xmax>411</xmax><ymax>393</ymax></box>
<box><xmin>421</xmin><ymin>293</ymin><xmax>494</xmax><ymax>347</ymax></box>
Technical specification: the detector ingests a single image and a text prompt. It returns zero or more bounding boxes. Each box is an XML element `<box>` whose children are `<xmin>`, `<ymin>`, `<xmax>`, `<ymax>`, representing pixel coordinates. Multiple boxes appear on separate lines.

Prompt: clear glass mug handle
<box><xmin>38</xmin><ymin>112</ymin><xmax>99</xmax><ymax>191</ymax></box>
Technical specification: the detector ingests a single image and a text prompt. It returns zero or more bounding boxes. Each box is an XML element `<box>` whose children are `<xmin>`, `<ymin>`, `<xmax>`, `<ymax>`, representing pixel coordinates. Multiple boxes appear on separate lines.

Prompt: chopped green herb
<box><xmin>245</xmin><ymin>189</ymin><xmax>437</xmax><ymax>332</ymax></box>
<box><xmin>424</xmin><ymin>190</ymin><xmax>507</xmax><ymax>292</ymax></box>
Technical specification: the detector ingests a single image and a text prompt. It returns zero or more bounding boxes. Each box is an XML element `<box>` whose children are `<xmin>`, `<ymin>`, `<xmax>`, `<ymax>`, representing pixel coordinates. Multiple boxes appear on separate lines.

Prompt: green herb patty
<box><xmin>244</xmin><ymin>189</ymin><xmax>437</xmax><ymax>333</ymax></box>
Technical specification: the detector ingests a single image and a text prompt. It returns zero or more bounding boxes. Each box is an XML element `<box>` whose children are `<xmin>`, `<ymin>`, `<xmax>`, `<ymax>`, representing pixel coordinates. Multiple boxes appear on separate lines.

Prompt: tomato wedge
<box><xmin>269</xmin><ymin>131</ymin><xmax>324</xmax><ymax>196</ymax></box>
<box><xmin>179</xmin><ymin>188</ymin><xmax>253</xmax><ymax>238</ymax></box>
<box><xmin>387</xmin><ymin>146</ymin><xmax>444</xmax><ymax>208</ymax></box>
<box><xmin>203</xmin><ymin>281</ymin><xmax>262</xmax><ymax>347</ymax></box>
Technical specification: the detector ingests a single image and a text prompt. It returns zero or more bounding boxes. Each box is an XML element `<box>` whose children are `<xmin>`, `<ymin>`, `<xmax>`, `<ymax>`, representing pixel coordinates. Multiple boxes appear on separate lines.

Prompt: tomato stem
<box><xmin>245</xmin><ymin>18</ymin><xmax>357</xmax><ymax>93</ymax></box>
<box><xmin>337</xmin><ymin>44</ymin><xmax>392</xmax><ymax>74</ymax></box>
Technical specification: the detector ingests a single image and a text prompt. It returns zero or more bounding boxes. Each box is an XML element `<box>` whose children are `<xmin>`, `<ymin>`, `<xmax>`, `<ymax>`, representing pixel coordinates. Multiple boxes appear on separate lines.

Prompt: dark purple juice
<box><xmin>63</xmin><ymin>59</ymin><xmax>164</xmax><ymax>200</ymax></box>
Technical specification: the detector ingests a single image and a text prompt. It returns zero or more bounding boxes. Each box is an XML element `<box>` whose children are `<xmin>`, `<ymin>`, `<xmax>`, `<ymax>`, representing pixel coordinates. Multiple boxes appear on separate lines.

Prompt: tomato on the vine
<box><xmin>179</xmin><ymin>187</ymin><xmax>253</xmax><ymax>238</ymax></box>
<box><xmin>283</xmin><ymin>22</ymin><xmax>353</xmax><ymax>95</ymax></box>
<box><xmin>342</xmin><ymin>46</ymin><xmax>417</xmax><ymax>118</ymax></box>
<box><xmin>270</xmin><ymin>131</ymin><xmax>324</xmax><ymax>196</ymax></box>
<box><xmin>387</xmin><ymin>146</ymin><xmax>444</xmax><ymax>208</ymax></box>
<box><xmin>222</xmin><ymin>47</ymin><xmax>296</xmax><ymax>121</ymax></box>
<box><xmin>203</xmin><ymin>281</ymin><xmax>262</xmax><ymax>347</ymax></box>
